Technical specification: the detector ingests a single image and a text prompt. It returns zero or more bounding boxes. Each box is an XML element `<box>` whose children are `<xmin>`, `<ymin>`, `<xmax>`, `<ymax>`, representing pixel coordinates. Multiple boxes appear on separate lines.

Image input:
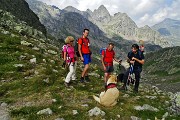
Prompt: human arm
<box><xmin>101</xmin><ymin>51</ymin><xmax>106</xmax><ymax>71</ymax></box>
<box><xmin>78</xmin><ymin>39</ymin><xmax>84</xmax><ymax>61</ymax></box>
<box><xmin>132</xmin><ymin>57</ymin><xmax>145</xmax><ymax>65</ymax></box>
<box><xmin>113</xmin><ymin>58</ymin><xmax>122</xmax><ymax>64</ymax></box>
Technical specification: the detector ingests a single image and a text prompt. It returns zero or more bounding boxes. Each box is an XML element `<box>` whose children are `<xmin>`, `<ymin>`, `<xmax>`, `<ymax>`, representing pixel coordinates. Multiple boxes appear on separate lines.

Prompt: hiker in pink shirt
<box><xmin>63</xmin><ymin>36</ymin><xmax>77</xmax><ymax>87</ymax></box>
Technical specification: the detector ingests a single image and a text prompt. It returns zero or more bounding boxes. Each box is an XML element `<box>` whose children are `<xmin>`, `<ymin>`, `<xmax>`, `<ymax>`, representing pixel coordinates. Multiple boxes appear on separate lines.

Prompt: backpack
<box><xmin>100</xmin><ymin>48</ymin><xmax>106</xmax><ymax>56</ymax></box>
<box><xmin>74</xmin><ymin>38</ymin><xmax>89</xmax><ymax>57</ymax></box>
<box><xmin>61</xmin><ymin>45</ymin><xmax>69</xmax><ymax>59</ymax></box>
<box><xmin>100</xmin><ymin>48</ymin><xmax>107</xmax><ymax>63</ymax></box>
<box><xmin>74</xmin><ymin>39</ymin><xmax>80</xmax><ymax>57</ymax></box>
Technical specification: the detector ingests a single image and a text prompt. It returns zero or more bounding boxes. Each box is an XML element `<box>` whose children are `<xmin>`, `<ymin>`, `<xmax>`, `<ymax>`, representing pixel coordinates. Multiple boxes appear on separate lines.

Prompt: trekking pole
<box><xmin>126</xmin><ymin>63</ymin><xmax>134</xmax><ymax>90</ymax></box>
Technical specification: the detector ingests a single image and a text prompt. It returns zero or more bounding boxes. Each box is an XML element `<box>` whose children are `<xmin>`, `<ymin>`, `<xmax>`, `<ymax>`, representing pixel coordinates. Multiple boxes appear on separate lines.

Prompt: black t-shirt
<box><xmin>127</xmin><ymin>50</ymin><xmax>145</xmax><ymax>68</ymax></box>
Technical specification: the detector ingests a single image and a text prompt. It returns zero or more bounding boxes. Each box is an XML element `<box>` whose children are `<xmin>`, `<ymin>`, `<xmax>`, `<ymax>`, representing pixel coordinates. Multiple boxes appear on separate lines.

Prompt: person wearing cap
<box><xmin>63</xmin><ymin>36</ymin><xmax>77</xmax><ymax>87</ymax></box>
<box><xmin>121</xmin><ymin>44</ymin><xmax>145</xmax><ymax>93</ymax></box>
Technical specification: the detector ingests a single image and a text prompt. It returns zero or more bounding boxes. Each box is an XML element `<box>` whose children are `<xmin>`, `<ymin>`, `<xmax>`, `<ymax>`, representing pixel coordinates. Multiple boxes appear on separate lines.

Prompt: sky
<box><xmin>38</xmin><ymin>0</ymin><xmax>180</xmax><ymax>27</ymax></box>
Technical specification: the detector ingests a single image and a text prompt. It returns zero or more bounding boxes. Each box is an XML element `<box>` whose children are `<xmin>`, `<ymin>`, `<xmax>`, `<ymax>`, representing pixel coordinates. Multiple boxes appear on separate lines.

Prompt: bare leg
<box><xmin>104</xmin><ymin>72</ymin><xmax>111</xmax><ymax>83</ymax></box>
<box><xmin>81</xmin><ymin>64</ymin><xmax>89</xmax><ymax>77</ymax></box>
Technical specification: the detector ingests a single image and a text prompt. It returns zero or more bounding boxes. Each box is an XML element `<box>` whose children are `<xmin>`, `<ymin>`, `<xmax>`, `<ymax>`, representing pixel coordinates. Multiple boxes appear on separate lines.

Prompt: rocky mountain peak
<box><xmin>91</xmin><ymin>5</ymin><xmax>111</xmax><ymax>24</ymax></box>
<box><xmin>63</xmin><ymin>6</ymin><xmax>81</xmax><ymax>13</ymax></box>
<box><xmin>142</xmin><ymin>25</ymin><xmax>151</xmax><ymax>30</ymax></box>
<box><xmin>95</xmin><ymin>5</ymin><xmax>110</xmax><ymax>16</ymax></box>
<box><xmin>86</xmin><ymin>8</ymin><xmax>93</xmax><ymax>14</ymax></box>
<box><xmin>114</xmin><ymin>12</ymin><xmax>128</xmax><ymax>17</ymax></box>
<box><xmin>97</xmin><ymin>5</ymin><xmax>108</xmax><ymax>12</ymax></box>
<box><xmin>51</xmin><ymin>5</ymin><xmax>60</xmax><ymax>10</ymax></box>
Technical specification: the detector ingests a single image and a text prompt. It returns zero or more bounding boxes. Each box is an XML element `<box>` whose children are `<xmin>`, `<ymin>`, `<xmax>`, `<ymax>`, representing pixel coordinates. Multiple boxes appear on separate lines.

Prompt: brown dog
<box><xmin>93</xmin><ymin>75</ymin><xmax>120</xmax><ymax>107</ymax></box>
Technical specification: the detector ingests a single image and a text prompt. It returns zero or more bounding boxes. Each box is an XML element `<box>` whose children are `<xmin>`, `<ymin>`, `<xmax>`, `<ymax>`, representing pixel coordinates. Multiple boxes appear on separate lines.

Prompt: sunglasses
<box><xmin>70</xmin><ymin>41</ymin><xmax>74</xmax><ymax>42</ymax></box>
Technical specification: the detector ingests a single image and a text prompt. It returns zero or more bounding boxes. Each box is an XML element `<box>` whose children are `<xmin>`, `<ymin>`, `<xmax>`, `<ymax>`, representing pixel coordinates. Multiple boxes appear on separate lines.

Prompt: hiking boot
<box><xmin>133</xmin><ymin>88</ymin><xmax>138</xmax><ymax>93</ymax></box>
<box><xmin>84</xmin><ymin>76</ymin><xmax>90</xmax><ymax>83</ymax></box>
<box><xmin>80</xmin><ymin>77</ymin><xmax>85</xmax><ymax>83</ymax></box>
<box><xmin>64</xmin><ymin>82</ymin><xmax>70</xmax><ymax>87</ymax></box>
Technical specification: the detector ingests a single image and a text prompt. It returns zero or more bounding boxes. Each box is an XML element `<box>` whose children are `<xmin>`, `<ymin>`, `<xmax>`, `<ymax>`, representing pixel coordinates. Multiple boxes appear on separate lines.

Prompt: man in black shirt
<box><xmin>121</xmin><ymin>44</ymin><xmax>145</xmax><ymax>93</ymax></box>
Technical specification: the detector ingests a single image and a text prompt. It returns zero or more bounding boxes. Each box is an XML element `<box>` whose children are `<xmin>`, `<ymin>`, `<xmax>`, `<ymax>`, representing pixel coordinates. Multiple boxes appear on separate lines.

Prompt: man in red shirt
<box><xmin>101</xmin><ymin>43</ymin><xmax>121</xmax><ymax>86</ymax></box>
<box><xmin>78</xmin><ymin>29</ymin><xmax>91</xmax><ymax>83</ymax></box>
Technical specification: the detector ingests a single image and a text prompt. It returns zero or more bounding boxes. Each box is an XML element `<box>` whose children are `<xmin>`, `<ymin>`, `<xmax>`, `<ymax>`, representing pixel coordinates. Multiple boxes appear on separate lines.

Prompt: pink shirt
<box><xmin>63</xmin><ymin>44</ymin><xmax>75</xmax><ymax>62</ymax></box>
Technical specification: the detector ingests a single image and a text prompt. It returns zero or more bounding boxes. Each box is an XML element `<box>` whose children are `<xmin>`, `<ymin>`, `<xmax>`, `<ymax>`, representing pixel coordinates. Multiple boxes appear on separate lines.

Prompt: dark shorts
<box><xmin>83</xmin><ymin>54</ymin><xmax>91</xmax><ymax>65</ymax></box>
<box><xmin>105</xmin><ymin>66</ymin><xmax>114</xmax><ymax>73</ymax></box>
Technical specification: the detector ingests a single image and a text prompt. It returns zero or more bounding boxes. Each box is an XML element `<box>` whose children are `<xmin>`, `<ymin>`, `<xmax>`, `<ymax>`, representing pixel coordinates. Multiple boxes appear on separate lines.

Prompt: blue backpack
<box><xmin>100</xmin><ymin>48</ymin><xmax>106</xmax><ymax>56</ymax></box>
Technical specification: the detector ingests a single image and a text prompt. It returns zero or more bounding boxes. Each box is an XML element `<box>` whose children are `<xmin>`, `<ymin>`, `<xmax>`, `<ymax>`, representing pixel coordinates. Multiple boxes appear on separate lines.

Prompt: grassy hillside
<box><xmin>143</xmin><ymin>46</ymin><xmax>180</xmax><ymax>92</ymax></box>
<box><xmin>0</xmin><ymin>7</ymin><xmax>179</xmax><ymax>120</ymax></box>
<box><xmin>0</xmin><ymin>32</ymin><xmax>178</xmax><ymax>119</ymax></box>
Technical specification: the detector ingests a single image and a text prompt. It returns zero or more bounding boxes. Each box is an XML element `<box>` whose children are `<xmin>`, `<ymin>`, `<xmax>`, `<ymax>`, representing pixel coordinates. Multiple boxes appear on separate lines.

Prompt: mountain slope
<box><xmin>0</xmin><ymin>0</ymin><xmax>46</xmax><ymax>35</ymax></box>
<box><xmin>143</xmin><ymin>46</ymin><xmax>180</xmax><ymax>92</ymax></box>
<box><xmin>0</xmin><ymin>6</ymin><xmax>180</xmax><ymax>120</ymax></box>
<box><xmin>152</xmin><ymin>18</ymin><xmax>180</xmax><ymax>46</ymax></box>
<box><xmin>26</xmin><ymin>0</ymin><xmax>135</xmax><ymax>58</ymax></box>
<box><xmin>81</xmin><ymin>5</ymin><xmax>171</xmax><ymax>48</ymax></box>
<box><xmin>26</xmin><ymin>0</ymin><xmax>165</xmax><ymax>59</ymax></box>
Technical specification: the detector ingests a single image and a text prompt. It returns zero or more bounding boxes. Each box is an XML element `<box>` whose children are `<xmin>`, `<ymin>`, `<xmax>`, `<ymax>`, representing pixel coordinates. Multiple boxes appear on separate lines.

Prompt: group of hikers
<box><xmin>62</xmin><ymin>28</ymin><xmax>145</xmax><ymax>93</ymax></box>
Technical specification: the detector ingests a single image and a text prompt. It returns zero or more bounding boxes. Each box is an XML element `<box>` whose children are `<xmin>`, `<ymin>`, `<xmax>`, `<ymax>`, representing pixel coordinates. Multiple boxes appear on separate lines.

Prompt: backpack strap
<box><xmin>138</xmin><ymin>50</ymin><xmax>142</xmax><ymax>59</ymax></box>
<box><xmin>64</xmin><ymin>45</ymin><xmax>70</xmax><ymax>59</ymax></box>
<box><xmin>128</xmin><ymin>50</ymin><xmax>142</xmax><ymax>59</ymax></box>
<box><xmin>104</xmin><ymin>48</ymin><xmax>106</xmax><ymax>58</ymax></box>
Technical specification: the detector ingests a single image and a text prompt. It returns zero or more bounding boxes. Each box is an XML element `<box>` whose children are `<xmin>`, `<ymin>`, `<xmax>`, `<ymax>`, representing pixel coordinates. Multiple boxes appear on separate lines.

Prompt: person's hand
<box><xmin>62</xmin><ymin>60</ymin><xmax>66</xmax><ymax>68</ymax></box>
<box><xmin>81</xmin><ymin>57</ymin><xmax>84</xmax><ymax>61</ymax></box>
<box><xmin>118</xmin><ymin>60</ymin><xmax>122</xmax><ymax>64</ymax></box>
<box><xmin>130</xmin><ymin>60</ymin><xmax>135</xmax><ymax>64</ymax></box>
<box><xmin>132</xmin><ymin>57</ymin><xmax>137</xmax><ymax>61</ymax></box>
<box><xmin>103</xmin><ymin>66</ymin><xmax>106</xmax><ymax>71</ymax></box>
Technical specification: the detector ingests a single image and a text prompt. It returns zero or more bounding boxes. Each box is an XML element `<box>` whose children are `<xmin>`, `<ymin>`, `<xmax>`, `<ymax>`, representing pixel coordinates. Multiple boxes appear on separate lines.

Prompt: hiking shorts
<box><xmin>105</xmin><ymin>66</ymin><xmax>114</xmax><ymax>73</ymax></box>
<box><xmin>83</xmin><ymin>54</ymin><xmax>91</xmax><ymax>65</ymax></box>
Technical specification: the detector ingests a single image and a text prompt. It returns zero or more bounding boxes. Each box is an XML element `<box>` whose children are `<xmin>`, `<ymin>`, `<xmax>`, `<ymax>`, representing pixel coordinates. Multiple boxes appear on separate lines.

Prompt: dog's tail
<box><xmin>93</xmin><ymin>95</ymin><xmax>100</xmax><ymax>103</ymax></box>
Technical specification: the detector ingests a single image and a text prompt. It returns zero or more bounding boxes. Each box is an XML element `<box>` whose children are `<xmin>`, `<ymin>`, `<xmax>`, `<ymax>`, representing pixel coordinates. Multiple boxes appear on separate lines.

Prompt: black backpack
<box><xmin>74</xmin><ymin>38</ymin><xmax>89</xmax><ymax>57</ymax></box>
<box><xmin>74</xmin><ymin>39</ymin><xmax>80</xmax><ymax>57</ymax></box>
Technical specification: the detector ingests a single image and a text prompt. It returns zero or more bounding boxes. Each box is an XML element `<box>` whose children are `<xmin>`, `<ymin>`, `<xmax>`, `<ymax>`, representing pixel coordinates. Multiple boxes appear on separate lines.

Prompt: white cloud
<box><xmin>38</xmin><ymin>0</ymin><xmax>180</xmax><ymax>27</ymax></box>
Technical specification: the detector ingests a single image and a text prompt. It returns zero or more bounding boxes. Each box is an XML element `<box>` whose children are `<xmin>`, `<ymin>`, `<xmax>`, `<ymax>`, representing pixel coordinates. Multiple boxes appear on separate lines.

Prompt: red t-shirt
<box><xmin>102</xmin><ymin>49</ymin><xmax>115</xmax><ymax>65</ymax></box>
<box><xmin>78</xmin><ymin>37</ymin><xmax>90</xmax><ymax>54</ymax></box>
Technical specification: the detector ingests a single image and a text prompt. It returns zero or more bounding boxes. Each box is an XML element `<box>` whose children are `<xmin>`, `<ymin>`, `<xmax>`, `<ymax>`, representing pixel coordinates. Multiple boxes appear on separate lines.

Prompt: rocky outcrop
<box><xmin>169</xmin><ymin>92</ymin><xmax>180</xmax><ymax>115</ymax></box>
<box><xmin>0</xmin><ymin>0</ymin><xmax>46</xmax><ymax>35</ymax></box>
<box><xmin>0</xmin><ymin>9</ymin><xmax>45</xmax><ymax>39</ymax></box>
<box><xmin>0</xmin><ymin>103</ymin><xmax>11</xmax><ymax>120</ymax></box>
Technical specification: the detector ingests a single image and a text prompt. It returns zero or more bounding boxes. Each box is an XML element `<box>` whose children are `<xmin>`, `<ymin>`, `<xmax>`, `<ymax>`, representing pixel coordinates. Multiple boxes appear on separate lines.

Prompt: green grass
<box><xmin>0</xmin><ymin>32</ymin><xmax>179</xmax><ymax>120</ymax></box>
